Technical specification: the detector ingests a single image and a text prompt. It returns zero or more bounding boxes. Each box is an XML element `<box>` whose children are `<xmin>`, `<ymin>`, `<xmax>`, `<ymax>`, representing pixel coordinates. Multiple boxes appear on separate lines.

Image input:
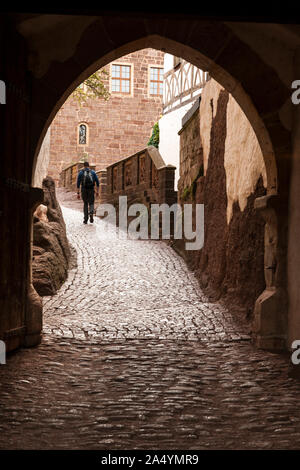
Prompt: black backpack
<box><xmin>82</xmin><ymin>169</ymin><xmax>94</xmax><ymax>189</ymax></box>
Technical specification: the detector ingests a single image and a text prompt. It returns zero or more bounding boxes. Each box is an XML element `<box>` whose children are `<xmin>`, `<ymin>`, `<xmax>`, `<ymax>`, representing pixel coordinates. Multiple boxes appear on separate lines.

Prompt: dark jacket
<box><xmin>77</xmin><ymin>168</ymin><xmax>99</xmax><ymax>190</ymax></box>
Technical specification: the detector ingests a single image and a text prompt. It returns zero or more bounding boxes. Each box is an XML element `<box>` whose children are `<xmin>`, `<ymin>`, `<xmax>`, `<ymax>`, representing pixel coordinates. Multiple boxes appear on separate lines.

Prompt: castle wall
<box><xmin>46</xmin><ymin>49</ymin><xmax>164</xmax><ymax>183</ymax></box>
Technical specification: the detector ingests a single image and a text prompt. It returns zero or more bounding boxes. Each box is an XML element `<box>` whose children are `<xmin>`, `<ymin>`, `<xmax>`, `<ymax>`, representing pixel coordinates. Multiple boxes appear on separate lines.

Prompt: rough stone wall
<box><xmin>178</xmin><ymin>104</ymin><xmax>203</xmax><ymax>196</ymax></box>
<box><xmin>177</xmin><ymin>80</ymin><xmax>267</xmax><ymax>318</ymax></box>
<box><xmin>101</xmin><ymin>146</ymin><xmax>177</xmax><ymax>228</ymax></box>
<box><xmin>32</xmin><ymin>177</ymin><xmax>71</xmax><ymax>296</ymax></box>
<box><xmin>46</xmin><ymin>48</ymin><xmax>164</xmax><ymax>183</ymax></box>
<box><xmin>200</xmin><ymin>79</ymin><xmax>267</xmax><ymax>223</ymax></box>
<box><xmin>33</xmin><ymin>126</ymin><xmax>51</xmax><ymax>188</ymax></box>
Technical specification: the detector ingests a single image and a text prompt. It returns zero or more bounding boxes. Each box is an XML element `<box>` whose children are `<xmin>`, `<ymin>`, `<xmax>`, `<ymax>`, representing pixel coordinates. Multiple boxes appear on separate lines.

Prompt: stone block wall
<box><xmin>99</xmin><ymin>146</ymin><xmax>177</xmax><ymax>231</ymax></box>
<box><xmin>178</xmin><ymin>98</ymin><xmax>203</xmax><ymax>198</ymax></box>
<box><xmin>176</xmin><ymin>79</ymin><xmax>267</xmax><ymax>319</ymax></box>
<box><xmin>45</xmin><ymin>48</ymin><xmax>164</xmax><ymax>183</ymax></box>
<box><xmin>96</xmin><ymin>170</ymin><xmax>108</xmax><ymax>204</ymax></box>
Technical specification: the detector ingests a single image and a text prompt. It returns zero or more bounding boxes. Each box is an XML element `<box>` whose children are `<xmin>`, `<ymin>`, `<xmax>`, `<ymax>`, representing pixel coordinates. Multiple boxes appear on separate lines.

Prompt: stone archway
<box><xmin>1</xmin><ymin>13</ymin><xmax>292</xmax><ymax>351</ymax></box>
<box><xmin>30</xmin><ymin>33</ymin><xmax>279</xmax><ymax>194</ymax></box>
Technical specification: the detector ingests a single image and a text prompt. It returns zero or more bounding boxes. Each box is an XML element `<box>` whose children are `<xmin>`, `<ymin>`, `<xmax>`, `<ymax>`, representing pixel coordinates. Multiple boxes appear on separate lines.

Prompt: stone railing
<box><xmin>59</xmin><ymin>149</ymin><xmax>178</xmax><ymax>229</ymax></box>
<box><xmin>97</xmin><ymin>145</ymin><xmax>177</xmax><ymax>216</ymax></box>
<box><xmin>95</xmin><ymin>169</ymin><xmax>107</xmax><ymax>203</ymax></box>
<box><xmin>60</xmin><ymin>162</ymin><xmax>96</xmax><ymax>191</ymax></box>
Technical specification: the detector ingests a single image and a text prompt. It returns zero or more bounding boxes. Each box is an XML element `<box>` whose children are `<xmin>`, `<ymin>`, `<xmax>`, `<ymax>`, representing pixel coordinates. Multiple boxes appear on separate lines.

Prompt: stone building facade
<box><xmin>44</xmin><ymin>48</ymin><xmax>164</xmax><ymax>183</ymax></box>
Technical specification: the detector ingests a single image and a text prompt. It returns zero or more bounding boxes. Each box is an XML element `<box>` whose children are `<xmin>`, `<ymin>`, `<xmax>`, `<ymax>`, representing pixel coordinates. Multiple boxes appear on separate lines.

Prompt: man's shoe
<box><xmin>90</xmin><ymin>214</ymin><xmax>94</xmax><ymax>223</ymax></box>
<box><xmin>83</xmin><ymin>219</ymin><xmax>88</xmax><ymax>224</ymax></box>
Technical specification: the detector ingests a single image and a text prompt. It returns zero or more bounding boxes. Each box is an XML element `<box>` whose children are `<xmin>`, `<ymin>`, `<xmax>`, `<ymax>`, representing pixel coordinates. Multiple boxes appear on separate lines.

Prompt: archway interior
<box><xmin>32</xmin><ymin>41</ymin><xmax>272</xmax><ymax>328</ymax></box>
<box><xmin>32</xmin><ymin>37</ymin><xmax>277</xmax><ymax>195</ymax></box>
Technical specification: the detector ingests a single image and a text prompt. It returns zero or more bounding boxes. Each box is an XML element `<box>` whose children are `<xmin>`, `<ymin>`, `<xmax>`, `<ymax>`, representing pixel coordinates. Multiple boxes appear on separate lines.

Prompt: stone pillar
<box><xmin>24</xmin><ymin>186</ymin><xmax>44</xmax><ymax>348</ymax></box>
<box><xmin>106</xmin><ymin>167</ymin><xmax>112</xmax><ymax>196</ymax></box>
<box><xmin>96</xmin><ymin>170</ymin><xmax>107</xmax><ymax>203</ymax></box>
<box><xmin>253</xmin><ymin>194</ymin><xmax>288</xmax><ymax>350</ymax></box>
<box><xmin>0</xmin><ymin>182</ymin><xmax>43</xmax><ymax>351</ymax></box>
<box><xmin>288</xmin><ymin>48</ymin><xmax>300</xmax><ymax>350</ymax></box>
<box><xmin>156</xmin><ymin>165</ymin><xmax>178</xmax><ymax>239</ymax></box>
<box><xmin>158</xmin><ymin>165</ymin><xmax>177</xmax><ymax>205</ymax></box>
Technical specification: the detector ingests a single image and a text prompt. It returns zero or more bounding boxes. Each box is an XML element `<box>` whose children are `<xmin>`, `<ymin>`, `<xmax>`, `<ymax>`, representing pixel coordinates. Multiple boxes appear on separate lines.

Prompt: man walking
<box><xmin>77</xmin><ymin>162</ymin><xmax>99</xmax><ymax>224</ymax></box>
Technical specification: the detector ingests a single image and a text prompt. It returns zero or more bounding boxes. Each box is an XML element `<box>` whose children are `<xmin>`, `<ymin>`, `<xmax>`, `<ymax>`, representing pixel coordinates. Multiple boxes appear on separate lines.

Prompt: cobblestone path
<box><xmin>1</xmin><ymin>200</ymin><xmax>300</xmax><ymax>450</ymax></box>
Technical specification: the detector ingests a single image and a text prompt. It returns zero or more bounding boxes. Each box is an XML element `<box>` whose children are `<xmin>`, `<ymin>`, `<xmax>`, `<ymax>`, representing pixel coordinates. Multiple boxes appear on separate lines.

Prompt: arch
<box><xmin>24</xmin><ymin>14</ymin><xmax>291</xmax><ymax>350</ymax></box>
<box><xmin>29</xmin><ymin>24</ymin><xmax>283</xmax><ymax>197</ymax></box>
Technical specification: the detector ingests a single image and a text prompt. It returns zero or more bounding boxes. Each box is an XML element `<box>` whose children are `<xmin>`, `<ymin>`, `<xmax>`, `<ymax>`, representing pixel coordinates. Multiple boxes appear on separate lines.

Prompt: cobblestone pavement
<box><xmin>1</xmin><ymin>195</ymin><xmax>300</xmax><ymax>450</ymax></box>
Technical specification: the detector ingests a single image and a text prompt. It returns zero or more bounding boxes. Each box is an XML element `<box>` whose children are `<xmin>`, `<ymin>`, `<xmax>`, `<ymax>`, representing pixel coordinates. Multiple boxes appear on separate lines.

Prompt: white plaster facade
<box><xmin>159</xmin><ymin>103</ymin><xmax>196</xmax><ymax>188</ymax></box>
<box><xmin>158</xmin><ymin>54</ymin><xmax>206</xmax><ymax>189</ymax></box>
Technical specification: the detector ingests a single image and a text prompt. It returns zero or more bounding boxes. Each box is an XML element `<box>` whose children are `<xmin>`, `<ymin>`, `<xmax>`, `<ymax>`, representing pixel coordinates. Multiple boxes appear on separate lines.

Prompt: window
<box><xmin>111</xmin><ymin>64</ymin><xmax>131</xmax><ymax>94</ymax></box>
<box><xmin>78</xmin><ymin>123</ymin><xmax>88</xmax><ymax>145</ymax></box>
<box><xmin>150</xmin><ymin>67</ymin><xmax>163</xmax><ymax>96</ymax></box>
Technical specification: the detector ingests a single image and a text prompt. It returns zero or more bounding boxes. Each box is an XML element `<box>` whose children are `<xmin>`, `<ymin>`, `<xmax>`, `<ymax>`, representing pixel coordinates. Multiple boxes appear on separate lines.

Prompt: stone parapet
<box><xmin>97</xmin><ymin>146</ymin><xmax>177</xmax><ymax>232</ymax></box>
<box><xmin>105</xmin><ymin>146</ymin><xmax>176</xmax><ymax>206</ymax></box>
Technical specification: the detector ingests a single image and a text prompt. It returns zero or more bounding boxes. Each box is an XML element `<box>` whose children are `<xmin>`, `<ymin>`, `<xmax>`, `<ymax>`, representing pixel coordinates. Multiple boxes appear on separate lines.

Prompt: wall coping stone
<box><xmin>178</xmin><ymin>97</ymin><xmax>201</xmax><ymax>136</ymax></box>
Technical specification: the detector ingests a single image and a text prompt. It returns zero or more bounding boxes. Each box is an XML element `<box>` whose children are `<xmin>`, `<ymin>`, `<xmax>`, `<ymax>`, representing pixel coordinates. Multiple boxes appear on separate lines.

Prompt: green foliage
<box><xmin>181</xmin><ymin>164</ymin><xmax>204</xmax><ymax>201</ymax></box>
<box><xmin>72</xmin><ymin>69</ymin><xmax>110</xmax><ymax>106</ymax></box>
<box><xmin>181</xmin><ymin>186</ymin><xmax>192</xmax><ymax>201</ymax></box>
<box><xmin>147</xmin><ymin>122</ymin><xmax>159</xmax><ymax>148</ymax></box>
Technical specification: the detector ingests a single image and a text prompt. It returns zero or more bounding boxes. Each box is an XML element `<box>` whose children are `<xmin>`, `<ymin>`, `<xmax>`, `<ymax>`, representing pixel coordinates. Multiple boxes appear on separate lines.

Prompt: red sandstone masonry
<box><xmin>48</xmin><ymin>49</ymin><xmax>164</xmax><ymax>182</ymax></box>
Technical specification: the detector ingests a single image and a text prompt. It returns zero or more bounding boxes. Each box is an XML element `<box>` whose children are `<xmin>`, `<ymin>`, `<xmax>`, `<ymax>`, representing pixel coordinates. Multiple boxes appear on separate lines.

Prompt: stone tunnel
<box><xmin>1</xmin><ymin>8</ymin><xmax>300</xmax><ymax>451</ymax></box>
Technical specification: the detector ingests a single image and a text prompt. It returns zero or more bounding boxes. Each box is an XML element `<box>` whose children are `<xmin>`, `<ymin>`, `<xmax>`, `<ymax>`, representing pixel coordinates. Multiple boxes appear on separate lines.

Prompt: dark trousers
<box><xmin>81</xmin><ymin>188</ymin><xmax>95</xmax><ymax>221</ymax></box>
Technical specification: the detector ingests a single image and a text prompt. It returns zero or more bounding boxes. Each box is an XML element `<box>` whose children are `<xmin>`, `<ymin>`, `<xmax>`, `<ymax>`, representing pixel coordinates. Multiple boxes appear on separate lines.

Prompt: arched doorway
<box><xmin>2</xmin><ymin>14</ymin><xmax>291</xmax><ymax>351</ymax></box>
